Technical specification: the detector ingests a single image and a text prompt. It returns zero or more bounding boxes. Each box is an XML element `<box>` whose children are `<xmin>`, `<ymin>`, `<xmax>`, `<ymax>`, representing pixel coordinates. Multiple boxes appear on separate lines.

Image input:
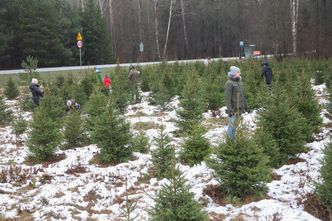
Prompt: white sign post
<box><xmin>77</xmin><ymin>32</ymin><xmax>83</xmax><ymax>68</ymax></box>
<box><xmin>139</xmin><ymin>42</ymin><xmax>144</xmax><ymax>62</ymax></box>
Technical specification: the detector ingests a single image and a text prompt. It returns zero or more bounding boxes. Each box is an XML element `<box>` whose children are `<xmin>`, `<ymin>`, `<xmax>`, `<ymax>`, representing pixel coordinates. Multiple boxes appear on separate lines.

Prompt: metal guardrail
<box><xmin>0</xmin><ymin>56</ymin><xmax>269</xmax><ymax>75</ymax></box>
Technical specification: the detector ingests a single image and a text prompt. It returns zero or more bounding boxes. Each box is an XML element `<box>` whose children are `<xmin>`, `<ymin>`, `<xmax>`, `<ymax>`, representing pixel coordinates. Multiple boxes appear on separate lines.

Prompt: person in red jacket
<box><xmin>103</xmin><ymin>75</ymin><xmax>111</xmax><ymax>89</ymax></box>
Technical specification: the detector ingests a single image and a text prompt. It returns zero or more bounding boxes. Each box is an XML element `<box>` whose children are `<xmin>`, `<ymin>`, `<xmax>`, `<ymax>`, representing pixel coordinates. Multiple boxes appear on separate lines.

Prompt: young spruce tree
<box><xmin>0</xmin><ymin>96</ymin><xmax>12</xmax><ymax>126</ymax></box>
<box><xmin>316</xmin><ymin>142</ymin><xmax>332</xmax><ymax>215</ymax></box>
<box><xmin>90</xmin><ymin>97</ymin><xmax>132</xmax><ymax>164</ymax></box>
<box><xmin>151</xmin><ymin>125</ymin><xmax>175</xmax><ymax>179</ymax></box>
<box><xmin>4</xmin><ymin>77</ymin><xmax>19</xmax><ymax>100</ymax></box>
<box><xmin>177</xmin><ymin>72</ymin><xmax>206</xmax><ymax>132</ymax></box>
<box><xmin>62</xmin><ymin>110</ymin><xmax>88</xmax><ymax>149</ymax></box>
<box><xmin>180</xmin><ymin>123</ymin><xmax>211</xmax><ymax>166</ymax></box>
<box><xmin>208</xmin><ymin>130</ymin><xmax>270</xmax><ymax>199</ymax></box>
<box><xmin>27</xmin><ymin>90</ymin><xmax>62</xmax><ymax>161</ymax></box>
<box><xmin>257</xmin><ymin>84</ymin><xmax>307</xmax><ymax>164</ymax></box>
<box><xmin>149</xmin><ymin>162</ymin><xmax>208</xmax><ymax>221</ymax></box>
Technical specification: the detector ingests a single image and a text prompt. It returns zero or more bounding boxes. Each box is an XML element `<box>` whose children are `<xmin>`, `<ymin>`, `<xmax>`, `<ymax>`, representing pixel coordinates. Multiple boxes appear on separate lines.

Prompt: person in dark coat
<box><xmin>128</xmin><ymin>66</ymin><xmax>141</xmax><ymax>103</ymax></box>
<box><xmin>66</xmin><ymin>99</ymin><xmax>80</xmax><ymax>111</ymax></box>
<box><xmin>224</xmin><ymin>66</ymin><xmax>248</xmax><ymax>139</ymax></box>
<box><xmin>29</xmin><ymin>78</ymin><xmax>44</xmax><ymax>105</ymax></box>
<box><xmin>262</xmin><ymin>62</ymin><xmax>273</xmax><ymax>87</ymax></box>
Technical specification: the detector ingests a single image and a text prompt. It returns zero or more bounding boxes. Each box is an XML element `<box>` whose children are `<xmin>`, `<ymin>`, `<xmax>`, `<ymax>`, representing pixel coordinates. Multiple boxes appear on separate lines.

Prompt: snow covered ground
<box><xmin>0</xmin><ymin>84</ymin><xmax>330</xmax><ymax>221</ymax></box>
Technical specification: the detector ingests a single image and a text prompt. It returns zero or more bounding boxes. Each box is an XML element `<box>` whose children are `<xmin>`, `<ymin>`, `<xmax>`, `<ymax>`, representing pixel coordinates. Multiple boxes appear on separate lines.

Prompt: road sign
<box><xmin>76</xmin><ymin>32</ymin><xmax>83</xmax><ymax>41</ymax></box>
<box><xmin>253</xmin><ymin>50</ymin><xmax>261</xmax><ymax>56</ymax></box>
<box><xmin>139</xmin><ymin>42</ymin><xmax>144</xmax><ymax>52</ymax></box>
<box><xmin>240</xmin><ymin>41</ymin><xmax>244</xmax><ymax>48</ymax></box>
<box><xmin>77</xmin><ymin>40</ymin><xmax>83</xmax><ymax>48</ymax></box>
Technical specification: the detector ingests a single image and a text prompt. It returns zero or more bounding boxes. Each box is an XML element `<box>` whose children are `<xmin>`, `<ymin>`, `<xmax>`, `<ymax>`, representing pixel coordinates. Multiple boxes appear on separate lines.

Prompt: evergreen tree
<box><xmin>253</xmin><ymin>129</ymin><xmax>280</xmax><ymax>167</ymax></box>
<box><xmin>257</xmin><ymin>85</ymin><xmax>307</xmax><ymax>164</ymax></box>
<box><xmin>41</xmin><ymin>86</ymin><xmax>66</xmax><ymax>126</ymax></box>
<box><xmin>11</xmin><ymin>115</ymin><xmax>28</xmax><ymax>135</ymax></box>
<box><xmin>81</xmin><ymin>1</ymin><xmax>112</xmax><ymax>65</ymax></box>
<box><xmin>180</xmin><ymin>123</ymin><xmax>211</xmax><ymax>166</ymax></box>
<box><xmin>62</xmin><ymin>110</ymin><xmax>88</xmax><ymax>149</ymax></box>
<box><xmin>151</xmin><ymin>125</ymin><xmax>175</xmax><ymax>179</ymax></box>
<box><xmin>84</xmin><ymin>87</ymin><xmax>109</xmax><ymax>130</ymax></box>
<box><xmin>110</xmin><ymin>66</ymin><xmax>131</xmax><ymax>112</ymax></box>
<box><xmin>149</xmin><ymin>164</ymin><xmax>208</xmax><ymax>221</ymax></box>
<box><xmin>20</xmin><ymin>55</ymin><xmax>39</xmax><ymax>82</ymax></box>
<box><xmin>20</xmin><ymin>92</ymin><xmax>36</xmax><ymax>112</ymax></box>
<box><xmin>0</xmin><ymin>96</ymin><xmax>12</xmax><ymax>126</ymax></box>
<box><xmin>4</xmin><ymin>77</ymin><xmax>19</xmax><ymax>100</ymax></box>
<box><xmin>293</xmin><ymin>72</ymin><xmax>322</xmax><ymax>140</ymax></box>
<box><xmin>90</xmin><ymin>98</ymin><xmax>132</xmax><ymax>164</ymax></box>
<box><xmin>316</xmin><ymin>142</ymin><xmax>332</xmax><ymax>213</ymax></box>
<box><xmin>177</xmin><ymin>72</ymin><xmax>206</xmax><ymax>132</ymax></box>
<box><xmin>209</xmin><ymin>130</ymin><xmax>270</xmax><ymax>199</ymax></box>
<box><xmin>27</xmin><ymin>94</ymin><xmax>62</xmax><ymax>161</ymax></box>
<box><xmin>130</xmin><ymin>131</ymin><xmax>150</xmax><ymax>153</ymax></box>
<box><xmin>202</xmin><ymin>73</ymin><xmax>224</xmax><ymax>112</ymax></box>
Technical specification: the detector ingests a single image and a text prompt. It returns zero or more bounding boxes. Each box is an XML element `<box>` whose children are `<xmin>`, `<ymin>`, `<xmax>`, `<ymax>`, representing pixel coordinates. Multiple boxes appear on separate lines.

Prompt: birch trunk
<box><xmin>290</xmin><ymin>0</ymin><xmax>299</xmax><ymax>55</ymax></box>
<box><xmin>153</xmin><ymin>0</ymin><xmax>161</xmax><ymax>59</ymax></box>
<box><xmin>180</xmin><ymin>0</ymin><xmax>188</xmax><ymax>57</ymax></box>
<box><xmin>109</xmin><ymin>0</ymin><xmax>116</xmax><ymax>59</ymax></box>
<box><xmin>163</xmin><ymin>0</ymin><xmax>174</xmax><ymax>58</ymax></box>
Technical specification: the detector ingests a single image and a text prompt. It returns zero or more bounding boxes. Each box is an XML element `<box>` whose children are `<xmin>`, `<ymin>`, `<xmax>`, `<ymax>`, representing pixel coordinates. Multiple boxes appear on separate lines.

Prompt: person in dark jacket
<box><xmin>262</xmin><ymin>62</ymin><xmax>272</xmax><ymax>87</ymax></box>
<box><xmin>224</xmin><ymin>66</ymin><xmax>248</xmax><ymax>139</ymax></box>
<box><xmin>128</xmin><ymin>66</ymin><xmax>141</xmax><ymax>103</ymax></box>
<box><xmin>29</xmin><ymin>78</ymin><xmax>44</xmax><ymax>105</ymax></box>
<box><xmin>66</xmin><ymin>99</ymin><xmax>80</xmax><ymax>111</ymax></box>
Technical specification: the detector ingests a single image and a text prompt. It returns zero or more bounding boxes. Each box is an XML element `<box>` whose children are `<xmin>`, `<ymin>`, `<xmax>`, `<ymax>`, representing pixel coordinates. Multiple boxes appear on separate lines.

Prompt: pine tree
<box><xmin>20</xmin><ymin>55</ymin><xmax>39</xmax><ymax>82</ymax></box>
<box><xmin>293</xmin><ymin>72</ymin><xmax>322</xmax><ymax>140</ymax></box>
<box><xmin>180</xmin><ymin>123</ymin><xmax>211</xmax><ymax>166</ymax></box>
<box><xmin>4</xmin><ymin>77</ymin><xmax>19</xmax><ymax>100</ymax></box>
<box><xmin>84</xmin><ymin>87</ymin><xmax>109</xmax><ymax>130</ymax></box>
<box><xmin>62</xmin><ymin>110</ymin><xmax>88</xmax><ymax>149</ymax></box>
<box><xmin>11</xmin><ymin>115</ymin><xmax>28</xmax><ymax>135</ymax></box>
<box><xmin>130</xmin><ymin>131</ymin><xmax>150</xmax><ymax>153</ymax></box>
<box><xmin>90</xmin><ymin>98</ymin><xmax>132</xmax><ymax>164</ymax></box>
<box><xmin>253</xmin><ymin>129</ymin><xmax>280</xmax><ymax>167</ymax></box>
<box><xmin>27</xmin><ymin>95</ymin><xmax>62</xmax><ymax>161</ymax></box>
<box><xmin>177</xmin><ymin>72</ymin><xmax>206</xmax><ymax>132</ymax></box>
<box><xmin>149</xmin><ymin>164</ymin><xmax>208</xmax><ymax>221</ymax></box>
<box><xmin>257</xmin><ymin>84</ymin><xmax>307</xmax><ymax>164</ymax></box>
<box><xmin>316</xmin><ymin>142</ymin><xmax>332</xmax><ymax>216</ymax></box>
<box><xmin>151</xmin><ymin>125</ymin><xmax>176</xmax><ymax>179</ymax></box>
<box><xmin>110</xmin><ymin>66</ymin><xmax>131</xmax><ymax>112</ymax></box>
<box><xmin>0</xmin><ymin>96</ymin><xmax>12</xmax><ymax>126</ymax></box>
<box><xmin>208</xmin><ymin>130</ymin><xmax>270</xmax><ymax>199</ymax></box>
<box><xmin>41</xmin><ymin>87</ymin><xmax>66</xmax><ymax>127</ymax></box>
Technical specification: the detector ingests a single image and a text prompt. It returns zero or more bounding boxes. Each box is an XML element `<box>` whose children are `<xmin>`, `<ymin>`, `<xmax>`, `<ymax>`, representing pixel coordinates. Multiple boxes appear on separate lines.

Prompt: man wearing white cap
<box><xmin>224</xmin><ymin>66</ymin><xmax>248</xmax><ymax>139</ymax></box>
<box><xmin>29</xmin><ymin>78</ymin><xmax>44</xmax><ymax>105</ymax></box>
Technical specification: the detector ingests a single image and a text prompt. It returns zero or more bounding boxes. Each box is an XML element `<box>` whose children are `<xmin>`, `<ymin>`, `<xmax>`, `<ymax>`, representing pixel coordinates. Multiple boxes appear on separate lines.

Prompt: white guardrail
<box><xmin>0</xmin><ymin>56</ymin><xmax>270</xmax><ymax>75</ymax></box>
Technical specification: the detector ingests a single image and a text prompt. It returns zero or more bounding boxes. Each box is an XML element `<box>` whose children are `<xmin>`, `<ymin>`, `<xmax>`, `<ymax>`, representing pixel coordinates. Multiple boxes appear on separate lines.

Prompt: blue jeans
<box><xmin>227</xmin><ymin>116</ymin><xmax>236</xmax><ymax>140</ymax></box>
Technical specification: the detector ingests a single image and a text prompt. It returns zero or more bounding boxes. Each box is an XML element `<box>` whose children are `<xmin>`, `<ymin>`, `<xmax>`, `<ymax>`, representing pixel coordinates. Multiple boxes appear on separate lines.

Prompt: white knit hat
<box><xmin>31</xmin><ymin>78</ymin><xmax>38</xmax><ymax>84</ymax></box>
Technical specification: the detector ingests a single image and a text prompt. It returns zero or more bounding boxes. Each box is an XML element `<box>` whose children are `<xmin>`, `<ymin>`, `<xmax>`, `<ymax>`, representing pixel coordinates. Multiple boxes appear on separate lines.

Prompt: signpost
<box><xmin>139</xmin><ymin>41</ymin><xmax>144</xmax><ymax>62</ymax></box>
<box><xmin>76</xmin><ymin>32</ymin><xmax>83</xmax><ymax>67</ymax></box>
<box><xmin>239</xmin><ymin>41</ymin><xmax>244</xmax><ymax>59</ymax></box>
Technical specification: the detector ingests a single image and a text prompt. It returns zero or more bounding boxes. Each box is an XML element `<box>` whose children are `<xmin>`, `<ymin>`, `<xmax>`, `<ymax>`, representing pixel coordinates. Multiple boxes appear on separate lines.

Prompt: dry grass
<box><xmin>132</xmin><ymin>121</ymin><xmax>160</xmax><ymax>130</ymax></box>
<box><xmin>202</xmin><ymin>117</ymin><xmax>227</xmax><ymax>129</ymax></box>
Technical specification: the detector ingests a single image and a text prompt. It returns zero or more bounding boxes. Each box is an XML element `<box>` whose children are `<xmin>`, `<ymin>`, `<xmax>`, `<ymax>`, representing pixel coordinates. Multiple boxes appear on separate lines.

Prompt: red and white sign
<box><xmin>77</xmin><ymin>40</ymin><xmax>83</xmax><ymax>48</ymax></box>
<box><xmin>253</xmin><ymin>50</ymin><xmax>261</xmax><ymax>56</ymax></box>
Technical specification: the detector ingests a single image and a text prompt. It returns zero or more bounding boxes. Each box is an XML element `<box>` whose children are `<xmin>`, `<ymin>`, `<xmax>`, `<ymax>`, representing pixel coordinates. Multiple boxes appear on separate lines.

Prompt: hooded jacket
<box><xmin>224</xmin><ymin>78</ymin><xmax>247</xmax><ymax>115</ymax></box>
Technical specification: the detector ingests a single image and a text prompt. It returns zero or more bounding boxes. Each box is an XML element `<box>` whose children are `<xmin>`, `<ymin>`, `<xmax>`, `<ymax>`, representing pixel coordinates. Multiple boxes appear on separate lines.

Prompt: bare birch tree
<box><xmin>163</xmin><ymin>0</ymin><xmax>175</xmax><ymax>58</ymax></box>
<box><xmin>180</xmin><ymin>0</ymin><xmax>188</xmax><ymax>57</ymax></box>
<box><xmin>153</xmin><ymin>0</ymin><xmax>161</xmax><ymax>59</ymax></box>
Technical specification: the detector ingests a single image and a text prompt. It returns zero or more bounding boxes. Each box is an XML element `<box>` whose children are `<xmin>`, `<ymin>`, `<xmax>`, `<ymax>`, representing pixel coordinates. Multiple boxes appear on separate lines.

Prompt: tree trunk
<box><xmin>138</xmin><ymin>0</ymin><xmax>143</xmax><ymax>61</ymax></box>
<box><xmin>180</xmin><ymin>0</ymin><xmax>188</xmax><ymax>58</ymax></box>
<box><xmin>290</xmin><ymin>0</ymin><xmax>299</xmax><ymax>55</ymax></box>
<box><xmin>153</xmin><ymin>0</ymin><xmax>161</xmax><ymax>60</ymax></box>
<box><xmin>163</xmin><ymin>0</ymin><xmax>174</xmax><ymax>58</ymax></box>
<box><xmin>108</xmin><ymin>0</ymin><xmax>116</xmax><ymax>60</ymax></box>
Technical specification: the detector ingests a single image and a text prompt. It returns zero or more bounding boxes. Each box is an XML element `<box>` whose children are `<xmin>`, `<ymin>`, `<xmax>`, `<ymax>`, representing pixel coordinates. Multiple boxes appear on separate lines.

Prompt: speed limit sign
<box><xmin>77</xmin><ymin>40</ymin><xmax>83</xmax><ymax>48</ymax></box>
